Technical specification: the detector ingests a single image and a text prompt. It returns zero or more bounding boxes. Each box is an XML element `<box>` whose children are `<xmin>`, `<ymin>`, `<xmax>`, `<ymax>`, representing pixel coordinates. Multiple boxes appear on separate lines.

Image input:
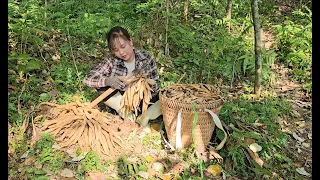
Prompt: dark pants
<box><xmin>96</xmin><ymin>86</ymin><xmax>159</xmax><ymax>116</ymax></box>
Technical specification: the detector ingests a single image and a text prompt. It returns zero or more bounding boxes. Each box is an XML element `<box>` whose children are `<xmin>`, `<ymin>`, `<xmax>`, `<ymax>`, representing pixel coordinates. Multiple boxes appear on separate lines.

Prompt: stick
<box><xmin>90</xmin><ymin>88</ymin><xmax>116</xmax><ymax>108</ymax></box>
<box><xmin>176</xmin><ymin>73</ymin><xmax>186</xmax><ymax>84</ymax></box>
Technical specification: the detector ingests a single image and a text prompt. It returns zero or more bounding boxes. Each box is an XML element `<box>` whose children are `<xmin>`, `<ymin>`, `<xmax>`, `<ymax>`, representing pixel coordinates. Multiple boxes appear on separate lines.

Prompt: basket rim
<box><xmin>159</xmin><ymin>86</ymin><xmax>224</xmax><ymax>109</ymax></box>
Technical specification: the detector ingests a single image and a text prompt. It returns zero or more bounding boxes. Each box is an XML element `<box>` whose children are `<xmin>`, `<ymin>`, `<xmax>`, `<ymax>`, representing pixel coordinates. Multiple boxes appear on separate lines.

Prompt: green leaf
<box><xmin>212</xmin><ymin>46</ymin><xmax>218</xmax><ymax>58</ymax></box>
<box><xmin>232</xmin><ymin>131</ymin><xmax>244</xmax><ymax>139</ymax></box>
<box><xmin>244</xmin><ymin>131</ymin><xmax>262</xmax><ymax>140</ymax></box>
<box><xmin>34</xmin><ymin>176</ymin><xmax>49</xmax><ymax>180</ymax></box>
<box><xmin>41</xmin><ymin>156</ymin><xmax>52</xmax><ymax>163</ymax></box>
<box><xmin>194</xmin><ymin>59</ymin><xmax>200</xmax><ymax>66</ymax></box>
<box><xmin>32</xmin><ymin>35</ymin><xmax>45</xmax><ymax>45</ymax></box>
<box><xmin>241</xmin><ymin>57</ymin><xmax>249</xmax><ymax>75</ymax></box>
<box><xmin>17</xmin><ymin>64</ymin><xmax>26</xmax><ymax>73</ymax></box>
<box><xmin>17</xmin><ymin>53</ymin><xmax>32</xmax><ymax>61</ymax></box>
<box><xmin>261</xmin><ymin>168</ymin><xmax>273</xmax><ymax>176</ymax></box>
<box><xmin>34</xmin><ymin>169</ymin><xmax>47</xmax><ymax>175</ymax></box>
<box><xmin>24</xmin><ymin>167</ymin><xmax>34</xmax><ymax>173</ymax></box>
<box><xmin>53</xmin><ymin>12</ymin><xmax>66</xmax><ymax>18</ymax></box>
<box><xmin>27</xmin><ymin>59</ymin><xmax>41</xmax><ymax>70</ymax></box>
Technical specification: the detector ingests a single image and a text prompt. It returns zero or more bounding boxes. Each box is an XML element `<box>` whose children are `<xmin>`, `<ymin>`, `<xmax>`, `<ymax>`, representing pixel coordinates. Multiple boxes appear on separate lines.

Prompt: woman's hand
<box><xmin>105</xmin><ymin>76</ymin><xmax>125</xmax><ymax>90</ymax></box>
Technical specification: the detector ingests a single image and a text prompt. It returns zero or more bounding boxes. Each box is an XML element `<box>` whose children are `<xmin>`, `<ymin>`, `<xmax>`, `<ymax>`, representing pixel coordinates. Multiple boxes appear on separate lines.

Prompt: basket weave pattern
<box><xmin>160</xmin><ymin>91</ymin><xmax>223</xmax><ymax>149</ymax></box>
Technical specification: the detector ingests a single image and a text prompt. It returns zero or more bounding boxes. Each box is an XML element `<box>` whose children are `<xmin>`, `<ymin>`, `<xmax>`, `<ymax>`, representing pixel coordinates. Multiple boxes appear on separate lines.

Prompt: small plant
<box><xmin>22</xmin><ymin>167</ymin><xmax>48</xmax><ymax>180</ymax></box>
<box><xmin>33</xmin><ymin>133</ymin><xmax>67</xmax><ymax>174</ymax></box>
<box><xmin>80</xmin><ymin>151</ymin><xmax>109</xmax><ymax>173</ymax></box>
<box><xmin>273</xmin><ymin>6</ymin><xmax>312</xmax><ymax>92</ymax></box>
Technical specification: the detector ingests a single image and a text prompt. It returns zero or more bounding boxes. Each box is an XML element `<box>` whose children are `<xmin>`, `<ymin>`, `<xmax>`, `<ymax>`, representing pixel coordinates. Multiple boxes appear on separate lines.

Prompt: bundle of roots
<box><xmin>39</xmin><ymin>96</ymin><xmax>124</xmax><ymax>158</ymax></box>
<box><xmin>120</xmin><ymin>73</ymin><xmax>156</xmax><ymax>116</ymax></box>
<box><xmin>160</xmin><ymin>83</ymin><xmax>224</xmax><ymax>103</ymax></box>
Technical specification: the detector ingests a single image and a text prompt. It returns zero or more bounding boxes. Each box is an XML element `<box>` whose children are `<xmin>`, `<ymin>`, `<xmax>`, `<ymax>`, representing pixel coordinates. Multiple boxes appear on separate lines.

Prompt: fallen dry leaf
<box><xmin>253</xmin><ymin>122</ymin><xmax>265</xmax><ymax>127</ymax></box>
<box><xmin>247</xmin><ymin>148</ymin><xmax>264</xmax><ymax>167</ymax></box>
<box><xmin>151</xmin><ymin>123</ymin><xmax>161</xmax><ymax>132</ymax></box>
<box><xmin>134</xmin><ymin>142</ymin><xmax>143</xmax><ymax>154</ymax></box>
<box><xmin>208</xmin><ymin>145</ymin><xmax>223</xmax><ymax>163</ymax></box>
<box><xmin>302</xmin><ymin>143</ymin><xmax>310</xmax><ymax>148</ymax></box>
<box><xmin>126</xmin><ymin>157</ymin><xmax>140</xmax><ymax>164</ymax></box>
<box><xmin>249</xmin><ymin>143</ymin><xmax>262</xmax><ymax>153</ymax></box>
<box><xmin>52</xmin><ymin>143</ymin><xmax>62</xmax><ymax>150</ymax></box>
<box><xmin>67</xmin><ymin>152</ymin><xmax>88</xmax><ymax>162</ymax></box>
<box><xmin>43</xmin><ymin>167</ymin><xmax>54</xmax><ymax>175</ymax></box>
<box><xmin>152</xmin><ymin>162</ymin><xmax>165</xmax><ymax>173</ymax></box>
<box><xmin>89</xmin><ymin>172</ymin><xmax>109</xmax><ymax>180</ymax></box>
<box><xmin>296</xmin><ymin>167</ymin><xmax>311</xmax><ymax>177</ymax></box>
<box><xmin>66</xmin><ymin>148</ymin><xmax>77</xmax><ymax>158</ymax></box>
<box><xmin>31</xmin><ymin>120</ymin><xmax>40</xmax><ymax>145</ymax></box>
<box><xmin>50</xmin><ymin>89</ymin><xmax>58</xmax><ymax>97</ymax></box>
<box><xmin>138</xmin><ymin>171</ymin><xmax>149</xmax><ymax>179</ymax></box>
<box><xmin>172</xmin><ymin>164</ymin><xmax>183</xmax><ymax>172</ymax></box>
<box><xmin>52</xmin><ymin>54</ymin><xmax>60</xmax><ymax>61</ymax></box>
<box><xmin>60</xmin><ymin>168</ymin><xmax>74</xmax><ymax>178</ymax></box>
<box><xmin>20</xmin><ymin>150</ymin><xmax>30</xmax><ymax>159</ymax></box>
<box><xmin>145</xmin><ymin>155</ymin><xmax>153</xmax><ymax>163</ymax></box>
<box><xmin>21</xmin><ymin>118</ymin><xmax>29</xmax><ymax>133</ymax></box>
<box><xmin>34</xmin><ymin>161</ymin><xmax>43</xmax><ymax>169</ymax></box>
<box><xmin>308</xmin><ymin>133</ymin><xmax>312</xmax><ymax>139</ymax></box>
<box><xmin>298</xmin><ymin>148</ymin><xmax>302</xmax><ymax>153</ymax></box>
<box><xmin>24</xmin><ymin>157</ymin><xmax>34</xmax><ymax>166</ymax></box>
<box><xmin>159</xmin><ymin>173</ymin><xmax>175</xmax><ymax>180</ymax></box>
<box><xmin>207</xmin><ymin>164</ymin><xmax>222</xmax><ymax>177</ymax></box>
<box><xmin>147</xmin><ymin>166</ymin><xmax>158</xmax><ymax>177</ymax></box>
<box><xmin>306</xmin><ymin>157</ymin><xmax>312</xmax><ymax>162</ymax></box>
<box><xmin>292</xmin><ymin>132</ymin><xmax>305</xmax><ymax>142</ymax></box>
<box><xmin>8</xmin><ymin>84</ymin><xmax>17</xmax><ymax>90</ymax></box>
<box><xmin>245</xmin><ymin>137</ymin><xmax>256</xmax><ymax>145</ymax></box>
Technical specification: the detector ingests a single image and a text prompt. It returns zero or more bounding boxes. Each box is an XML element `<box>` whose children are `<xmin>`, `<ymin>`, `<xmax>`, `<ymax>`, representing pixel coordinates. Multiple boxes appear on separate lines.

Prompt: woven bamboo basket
<box><xmin>159</xmin><ymin>85</ymin><xmax>224</xmax><ymax>150</ymax></box>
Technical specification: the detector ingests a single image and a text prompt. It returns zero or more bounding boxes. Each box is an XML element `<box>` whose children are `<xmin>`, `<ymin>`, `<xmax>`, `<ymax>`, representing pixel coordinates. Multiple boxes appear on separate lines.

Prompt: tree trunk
<box><xmin>183</xmin><ymin>0</ymin><xmax>188</xmax><ymax>24</ymax></box>
<box><xmin>252</xmin><ymin>0</ymin><xmax>262</xmax><ymax>97</ymax></box>
<box><xmin>165</xmin><ymin>0</ymin><xmax>170</xmax><ymax>56</ymax></box>
<box><xmin>226</xmin><ymin>0</ymin><xmax>232</xmax><ymax>31</ymax></box>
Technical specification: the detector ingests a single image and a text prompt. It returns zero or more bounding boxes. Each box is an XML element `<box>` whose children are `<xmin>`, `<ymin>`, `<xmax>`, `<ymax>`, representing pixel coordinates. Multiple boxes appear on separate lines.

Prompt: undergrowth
<box><xmin>8</xmin><ymin>0</ymin><xmax>311</xmax><ymax>179</ymax></box>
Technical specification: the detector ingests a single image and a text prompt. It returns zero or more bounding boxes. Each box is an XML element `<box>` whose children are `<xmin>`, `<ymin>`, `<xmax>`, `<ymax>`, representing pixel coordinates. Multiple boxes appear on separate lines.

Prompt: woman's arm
<box><xmin>83</xmin><ymin>56</ymin><xmax>113</xmax><ymax>88</ymax></box>
<box><xmin>145</xmin><ymin>53</ymin><xmax>160</xmax><ymax>96</ymax></box>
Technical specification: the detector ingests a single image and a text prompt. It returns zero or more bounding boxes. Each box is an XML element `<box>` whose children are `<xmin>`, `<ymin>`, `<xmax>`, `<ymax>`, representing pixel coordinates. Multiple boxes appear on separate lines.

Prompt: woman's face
<box><xmin>112</xmin><ymin>37</ymin><xmax>134</xmax><ymax>62</ymax></box>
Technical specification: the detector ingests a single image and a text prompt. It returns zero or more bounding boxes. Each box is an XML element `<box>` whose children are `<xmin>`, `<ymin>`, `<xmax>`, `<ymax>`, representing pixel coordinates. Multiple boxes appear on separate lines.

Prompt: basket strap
<box><xmin>160</xmin><ymin>130</ymin><xmax>175</xmax><ymax>151</ymax></box>
<box><xmin>204</xmin><ymin>109</ymin><xmax>227</xmax><ymax>150</ymax></box>
<box><xmin>176</xmin><ymin>108</ymin><xmax>183</xmax><ymax>150</ymax></box>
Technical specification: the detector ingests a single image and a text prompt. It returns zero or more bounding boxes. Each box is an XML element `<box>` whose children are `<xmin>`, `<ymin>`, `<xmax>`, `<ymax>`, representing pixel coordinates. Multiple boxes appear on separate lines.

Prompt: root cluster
<box><xmin>39</xmin><ymin>97</ymin><xmax>124</xmax><ymax>158</ymax></box>
<box><xmin>120</xmin><ymin>73</ymin><xmax>156</xmax><ymax>116</ymax></box>
<box><xmin>160</xmin><ymin>83</ymin><xmax>224</xmax><ymax>103</ymax></box>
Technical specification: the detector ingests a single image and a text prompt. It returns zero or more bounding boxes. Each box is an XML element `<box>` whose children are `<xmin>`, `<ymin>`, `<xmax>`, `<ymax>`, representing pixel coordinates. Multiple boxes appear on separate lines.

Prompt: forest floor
<box><xmin>8</xmin><ymin>38</ymin><xmax>312</xmax><ymax>180</ymax></box>
<box><xmin>8</xmin><ymin>1</ymin><xmax>312</xmax><ymax>178</ymax></box>
<box><xmin>261</xmin><ymin>3</ymin><xmax>312</xmax><ymax>178</ymax></box>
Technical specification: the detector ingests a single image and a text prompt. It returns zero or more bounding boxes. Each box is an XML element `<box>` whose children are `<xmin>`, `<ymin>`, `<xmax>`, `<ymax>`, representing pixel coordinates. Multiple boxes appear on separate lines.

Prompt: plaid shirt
<box><xmin>83</xmin><ymin>49</ymin><xmax>160</xmax><ymax>97</ymax></box>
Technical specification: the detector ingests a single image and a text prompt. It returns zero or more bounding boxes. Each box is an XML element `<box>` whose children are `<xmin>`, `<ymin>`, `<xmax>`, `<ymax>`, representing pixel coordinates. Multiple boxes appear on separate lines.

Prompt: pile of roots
<box><xmin>160</xmin><ymin>83</ymin><xmax>224</xmax><ymax>103</ymax></box>
<box><xmin>120</xmin><ymin>73</ymin><xmax>156</xmax><ymax>116</ymax></box>
<box><xmin>39</xmin><ymin>96</ymin><xmax>124</xmax><ymax>158</ymax></box>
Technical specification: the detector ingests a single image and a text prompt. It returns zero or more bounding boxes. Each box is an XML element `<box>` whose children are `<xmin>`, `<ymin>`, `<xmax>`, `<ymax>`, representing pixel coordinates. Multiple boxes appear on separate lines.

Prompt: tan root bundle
<box><xmin>120</xmin><ymin>73</ymin><xmax>156</xmax><ymax>116</ymax></box>
<box><xmin>39</xmin><ymin>97</ymin><xmax>123</xmax><ymax>158</ymax></box>
<box><xmin>160</xmin><ymin>83</ymin><xmax>224</xmax><ymax>103</ymax></box>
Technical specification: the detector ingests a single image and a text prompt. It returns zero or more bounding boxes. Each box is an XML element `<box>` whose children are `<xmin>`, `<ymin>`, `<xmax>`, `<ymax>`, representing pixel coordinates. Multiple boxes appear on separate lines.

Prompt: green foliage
<box><xmin>117</xmin><ymin>156</ymin><xmax>148</xmax><ymax>178</ymax></box>
<box><xmin>33</xmin><ymin>134</ymin><xmax>67</xmax><ymax>174</ymax></box>
<box><xmin>218</xmin><ymin>96</ymin><xmax>294</xmax><ymax>178</ymax></box>
<box><xmin>80</xmin><ymin>151</ymin><xmax>110</xmax><ymax>173</ymax></box>
<box><xmin>273</xmin><ymin>6</ymin><xmax>312</xmax><ymax>92</ymax></box>
<box><xmin>8</xmin><ymin>0</ymin><xmax>311</xmax><ymax>179</ymax></box>
<box><xmin>22</xmin><ymin>167</ymin><xmax>48</xmax><ymax>180</ymax></box>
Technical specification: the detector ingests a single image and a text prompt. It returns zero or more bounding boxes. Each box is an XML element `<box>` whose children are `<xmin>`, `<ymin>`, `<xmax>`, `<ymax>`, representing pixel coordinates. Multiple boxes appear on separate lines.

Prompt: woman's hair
<box><xmin>107</xmin><ymin>26</ymin><xmax>131</xmax><ymax>51</ymax></box>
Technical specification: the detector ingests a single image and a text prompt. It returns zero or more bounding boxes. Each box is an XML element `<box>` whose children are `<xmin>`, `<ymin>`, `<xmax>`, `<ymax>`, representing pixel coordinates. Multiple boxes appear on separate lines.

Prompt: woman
<box><xmin>83</xmin><ymin>26</ymin><xmax>161</xmax><ymax>130</ymax></box>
